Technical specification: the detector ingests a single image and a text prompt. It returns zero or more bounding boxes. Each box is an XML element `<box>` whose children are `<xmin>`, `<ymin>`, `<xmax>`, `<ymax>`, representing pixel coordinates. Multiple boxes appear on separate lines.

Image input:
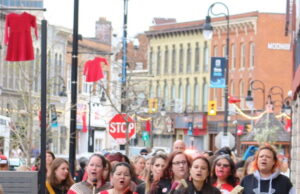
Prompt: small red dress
<box><xmin>83</xmin><ymin>57</ymin><xmax>109</xmax><ymax>82</ymax></box>
<box><xmin>4</xmin><ymin>12</ymin><xmax>38</xmax><ymax>61</ymax></box>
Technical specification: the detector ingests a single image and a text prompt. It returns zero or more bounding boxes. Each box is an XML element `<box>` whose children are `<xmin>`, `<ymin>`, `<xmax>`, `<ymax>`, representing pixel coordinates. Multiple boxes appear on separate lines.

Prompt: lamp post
<box><xmin>203</xmin><ymin>2</ymin><xmax>230</xmax><ymax>136</ymax></box>
<box><xmin>246</xmin><ymin>80</ymin><xmax>266</xmax><ymax>110</ymax></box>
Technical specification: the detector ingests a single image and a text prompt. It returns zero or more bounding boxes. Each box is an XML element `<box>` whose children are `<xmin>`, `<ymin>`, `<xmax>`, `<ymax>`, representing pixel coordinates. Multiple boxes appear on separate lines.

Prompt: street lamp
<box><xmin>246</xmin><ymin>80</ymin><xmax>266</xmax><ymax>110</ymax></box>
<box><xmin>204</xmin><ymin>2</ymin><xmax>230</xmax><ymax>136</ymax></box>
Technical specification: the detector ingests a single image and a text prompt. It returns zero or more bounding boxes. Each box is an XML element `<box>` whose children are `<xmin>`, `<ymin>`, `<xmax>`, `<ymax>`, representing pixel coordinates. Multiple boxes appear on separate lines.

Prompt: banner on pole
<box><xmin>210</xmin><ymin>57</ymin><xmax>226</xmax><ymax>88</ymax></box>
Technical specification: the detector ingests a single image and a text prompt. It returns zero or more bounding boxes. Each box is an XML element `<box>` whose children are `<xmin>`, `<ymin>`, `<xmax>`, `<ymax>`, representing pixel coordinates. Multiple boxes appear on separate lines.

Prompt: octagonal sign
<box><xmin>109</xmin><ymin>114</ymin><xmax>136</xmax><ymax>143</ymax></box>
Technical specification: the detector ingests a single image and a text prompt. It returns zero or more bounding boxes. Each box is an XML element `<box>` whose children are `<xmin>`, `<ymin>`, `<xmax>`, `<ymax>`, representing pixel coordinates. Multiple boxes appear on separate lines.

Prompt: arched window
<box><xmin>185</xmin><ymin>79</ymin><xmax>191</xmax><ymax>106</ymax></box>
<box><xmin>231</xmin><ymin>44</ymin><xmax>236</xmax><ymax>69</ymax></box>
<box><xmin>156</xmin><ymin>46</ymin><xmax>161</xmax><ymax>75</ymax></box>
<box><xmin>203</xmin><ymin>42</ymin><xmax>209</xmax><ymax>72</ymax></box>
<box><xmin>179</xmin><ymin>44</ymin><xmax>184</xmax><ymax>72</ymax></box>
<box><xmin>164</xmin><ymin>81</ymin><xmax>168</xmax><ymax>104</ymax></box>
<box><xmin>171</xmin><ymin>45</ymin><xmax>176</xmax><ymax>73</ymax></box>
<box><xmin>240</xmin><ymin>43</ymin><xmax>245</xmax><ymax>68</ymax></box>
<box><xmin>164</xmin><ymin>46</ymin><xmax>169</xmax><ymax>74</ymax></box>
<box><xmin>186</xmin><ymin>44</ymin><xmax>191</xmax><ymax>73</ymax></box>
<box><xmin>194</xmin><ymin>81</ymin><xmax>199</xmax><ymax>111</ymax></box>
<box><xmin>194</xmin><ymin>43</ymin><xmax>200</xmax><ymax>72</ymax></box>
<box><xmin>249</xmin><ymin>42</ymin><xmax>255</xmax><ymax>68</ymax></box>
<box><xmin>156</xmin><ymin>83</ymin><xmax>161</xmax><ymax>98</ymax></box>
<box><xmin>239</xmin><ymin>80</ymin><xmax>245</xmax><ymax>108</ymax></box>
<box><xmin>202</xmin><ymin>80</ymin><xmax>208</xmax><ymax>111</ymax></box>
<box><xmin>149</xmin><ymin>47</ymin><xmax>153</xmax><ymax>74</ymax></box>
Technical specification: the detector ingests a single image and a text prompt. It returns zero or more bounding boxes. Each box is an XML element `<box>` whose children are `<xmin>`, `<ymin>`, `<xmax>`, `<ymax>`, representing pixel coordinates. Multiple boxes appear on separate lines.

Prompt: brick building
<box><xmin>207</xmin><ymin>12</ymin><xmax>293</xmax><ymax>152</ymax></box>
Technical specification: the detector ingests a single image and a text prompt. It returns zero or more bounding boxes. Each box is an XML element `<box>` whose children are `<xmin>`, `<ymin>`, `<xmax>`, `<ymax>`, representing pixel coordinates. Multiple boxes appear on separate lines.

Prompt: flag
<box><xmin>237</xmin><ymin>124</ymin><xmax>244</xmax><ymax>136</ymax></box>
<box><xmin>145</xmin><ymin>120</ymin><xmax>151</xmax><ymax>132</ymax></box>
<box><xmin>285</xmin><ymin>118</ymin><xmax>291</xmax><ymax>132</ymax></box>
<box><xmin>82</xmin><ymin>113</ymin><xmax>87</xmax><ymax>133</ymax></box>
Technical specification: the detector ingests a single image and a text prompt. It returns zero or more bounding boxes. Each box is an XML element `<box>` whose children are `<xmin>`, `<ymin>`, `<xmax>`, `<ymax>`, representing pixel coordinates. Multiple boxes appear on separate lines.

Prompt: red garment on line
<box><xmin>83</xmin><ymin>57</ymin><xmax>109</xmax><ymax>82</ymax></box>
<box><xmin>4</xmin><ymin>12</ymin><xmax>38</xmax><ymax>61</ymax></box>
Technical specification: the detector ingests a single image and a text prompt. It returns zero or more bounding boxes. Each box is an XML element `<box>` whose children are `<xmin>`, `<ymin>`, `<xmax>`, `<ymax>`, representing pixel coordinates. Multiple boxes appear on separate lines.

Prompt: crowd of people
<box><xmin>25</xmin><ymin>140</ymin><xmax>295</xmax><ymax>194</ymax></box>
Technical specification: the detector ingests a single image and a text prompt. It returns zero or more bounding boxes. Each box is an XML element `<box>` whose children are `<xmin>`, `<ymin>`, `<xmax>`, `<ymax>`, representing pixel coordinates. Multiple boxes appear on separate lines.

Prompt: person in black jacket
<box><xmin>174</xmin><ymin>156</ymin><xmax>221</xmax><ymax>194</ymax></box>
<box><xmin>240</xmin><ymin>145</ymin><xmax>296</xmax><ymax>194</ymax></box>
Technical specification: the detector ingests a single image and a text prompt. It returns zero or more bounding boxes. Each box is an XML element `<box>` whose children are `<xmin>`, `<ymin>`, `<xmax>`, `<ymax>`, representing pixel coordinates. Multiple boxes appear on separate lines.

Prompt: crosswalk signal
<box><xmin>208</xmin><ymin>100</ymin><xmax>217</xmax><ymax>116</ymax></box>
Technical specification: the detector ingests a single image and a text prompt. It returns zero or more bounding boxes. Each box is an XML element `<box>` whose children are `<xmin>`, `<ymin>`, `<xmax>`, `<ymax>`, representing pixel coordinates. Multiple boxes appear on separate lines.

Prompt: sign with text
<box><xmin>210</xmin><ymin>57</ymin><xmax>226</xmax><ymax>88</ymax></box>
<box><xmin>109</xmin><ymin>114</ymin><xmax>136</xmax><ymax>144</ymax></box>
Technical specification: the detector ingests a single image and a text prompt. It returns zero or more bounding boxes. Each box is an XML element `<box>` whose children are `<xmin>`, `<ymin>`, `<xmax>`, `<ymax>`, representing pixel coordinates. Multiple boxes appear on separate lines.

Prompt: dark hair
<box><xmin>88</xmin><ymin>154</ymin><xmax>107</xmax><ymax>168</ymax></box>
<box><xmin>111</xmin><ymin>162</ymin><xmax>134</xmax><ymax>178</ymax></box>
<box><xmin>103</xmin><ymin>158</ymin><xmax>112</xmax><ymax>182</ymax></box>
<box><xmin>211</xmin><ymin>155</ymin><xmax>238</xmax><ymax>187</ymax></box>
<box><xmin>46</xmin><ymin>151</ymin><xmax>56</xmax><ymax>160</ymax></box>
<box><xmin>47</xmin><ymin>158</ymin><xmax>74</xmax><ymax>191</ymax></box>
<box><xmin>146</xmin><ymin>154</ymin><xmax>168</xmax><ymax>193</ymax></box>
<box><xmin>162</xmin><ymin>151</ymin><xmax>191</xmax><ymax>179</ymax></box>
<box><xmin>214</xmin><ymin>147</ymin><xmax>232</xmax><ymax>157</ymax></box>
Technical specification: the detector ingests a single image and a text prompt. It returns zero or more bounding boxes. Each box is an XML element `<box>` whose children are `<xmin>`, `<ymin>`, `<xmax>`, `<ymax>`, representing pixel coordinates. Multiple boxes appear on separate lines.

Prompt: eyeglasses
<box><xmin>172</xmin><ymin>160</ymin><xmax>187</xmax><ymax>166</ymax></box>
<box><xmin>216</xmin><ymin>163</ymin><xmax>230</xmax><ymax>168</ymax></box>
<box><xmin>140</xmin><ymin>153</ymin><xmax>148</xmax><ymax>156</ymax></box>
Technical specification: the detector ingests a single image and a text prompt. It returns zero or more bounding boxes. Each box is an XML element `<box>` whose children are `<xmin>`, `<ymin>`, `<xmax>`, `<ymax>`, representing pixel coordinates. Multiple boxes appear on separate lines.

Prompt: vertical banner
<box><xmin>210</xmin><ymin>57</ymin><xmax>226</xmax><ymax>88</ymax></box>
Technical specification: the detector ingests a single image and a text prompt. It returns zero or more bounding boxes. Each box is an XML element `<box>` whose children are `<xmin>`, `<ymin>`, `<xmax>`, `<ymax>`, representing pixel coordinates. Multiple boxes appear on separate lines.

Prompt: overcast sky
<box><xmin>44</xmin><ymin>0</ymin><xmax>286</xmax><ymax>38</ymax></box>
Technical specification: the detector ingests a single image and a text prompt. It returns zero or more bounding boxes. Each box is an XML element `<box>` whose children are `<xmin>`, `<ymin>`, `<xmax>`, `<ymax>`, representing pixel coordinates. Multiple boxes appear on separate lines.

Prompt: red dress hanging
<box><xmin>4</xmin><ymin>12</ymin><xmax>38</xmax><ymax>61</ymax></box>
<box><xmin>83</xmin><ymin>57</ymin><xmax>109</xmax><ymax>82</ymax></box>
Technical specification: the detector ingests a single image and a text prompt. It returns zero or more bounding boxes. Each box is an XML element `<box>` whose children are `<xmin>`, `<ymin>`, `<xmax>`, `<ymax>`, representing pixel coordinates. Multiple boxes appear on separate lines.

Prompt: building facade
<box><xmin>208</xmin><ymin>12</ymin><xmax>293</xmax><ymax>152</ymax></box>
<box><xmin>146</xmin><ymin>20</ymin><xmax>210</xmax><ymax>150</ymax></box>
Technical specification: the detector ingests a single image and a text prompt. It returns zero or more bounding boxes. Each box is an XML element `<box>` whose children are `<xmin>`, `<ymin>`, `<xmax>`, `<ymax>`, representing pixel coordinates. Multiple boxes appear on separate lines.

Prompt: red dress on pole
<box><xmin>83</xmin><ymin>57</ymin><xmax>109</xmax><ymax>82</ymax></box>
<box><xmin>4</xmin><ymin>12</ymin><xmax>38</xmax><ymax>61</ymax></box>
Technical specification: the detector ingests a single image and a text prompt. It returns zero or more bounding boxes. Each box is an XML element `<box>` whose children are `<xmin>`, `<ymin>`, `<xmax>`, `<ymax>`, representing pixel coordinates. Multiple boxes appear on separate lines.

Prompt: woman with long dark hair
<box><xmin>147</xmin><ymin>151</ymin><xmax>190</xmax><ymax>194</ymax></box>
<box><xmin>135</xmin><ymin>154</ymin><xmax>168</xmax><ymax>194</ymax></box>
<box><xmin>178</xmin><ymin>156</ymin><xmax>221</xmax><ymax>194</ymax></box>
<box><xmin>211</xmin><ymin>155</ymin><xmax>239</xmax><ymax>193</ymax></box>
<box><xmin>46</xmin><ymin>158</ymin><xmax>74</xmax><ymax>194</ymax></box>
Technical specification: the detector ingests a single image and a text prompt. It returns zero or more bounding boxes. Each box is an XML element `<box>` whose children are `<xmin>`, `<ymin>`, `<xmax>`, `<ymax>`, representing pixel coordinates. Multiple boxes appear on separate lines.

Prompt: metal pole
<box><xmin>88</xmin><ymin>85</ymin><xmax>93</xmax><ymax>152</ymax></box>
<box><xmin>121</xmin><ymin>0</ymin><xmax>129</xmax><ymax>155</ymax></box>
<box><xmin>69</xmin><ymin>0</ymin><xmax>79</xmax><ymax>177</ymax></box>
<box><xmin>224</xmin><ymin>14</ymin><xmax>230</xmax><ymax>136</ymax></box>
<box><xmin>39</xmin><ymin>19</ymin><xmax>47</xmax><ymax>194</ymax></box>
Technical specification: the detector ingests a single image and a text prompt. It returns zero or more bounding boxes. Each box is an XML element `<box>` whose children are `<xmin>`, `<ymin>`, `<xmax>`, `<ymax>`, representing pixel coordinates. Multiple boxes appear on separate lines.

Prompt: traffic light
<box><xmin>148</xmin><ymin>98</ymin><xmax>158</xmax><ymax>113</ymax></box>
<box><xmin>208</xmin><ymin>100</ymin><xmax>217</xmax><ymax>116</ymax></box>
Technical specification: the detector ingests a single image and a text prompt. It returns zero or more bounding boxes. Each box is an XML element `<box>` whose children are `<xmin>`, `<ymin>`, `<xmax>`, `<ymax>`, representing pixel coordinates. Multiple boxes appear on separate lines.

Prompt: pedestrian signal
<box><xmin>208</xmin><ymin>101</ymin><xmax>217</xmax><ymax>115</ymax></box>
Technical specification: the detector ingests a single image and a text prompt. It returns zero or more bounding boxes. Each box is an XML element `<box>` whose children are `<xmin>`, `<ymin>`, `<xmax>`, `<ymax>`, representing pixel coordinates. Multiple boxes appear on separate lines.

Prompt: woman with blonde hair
<box><xmin>241</xmin><ymin>145</ymin><xmax>295</xmax><ymax>194</ymax></box>
<box><xmin>46</xmin><ymin>158</ymin><xmax>74</xmax><ymax>194</ymax></box>
<box><xmin>132</xmin><ymin>155</ymin><xmax>146</xmax><ymax>178</ymax></box>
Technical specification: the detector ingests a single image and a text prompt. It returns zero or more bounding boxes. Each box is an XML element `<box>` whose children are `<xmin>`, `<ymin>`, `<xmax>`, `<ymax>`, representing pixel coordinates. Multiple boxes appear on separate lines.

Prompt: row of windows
<box><xmin>149</xmin><ymin>42</ymin><xmax>210</xmax><ymax>76</ymax></box>
<box><xmin>149</xmin><ymin>79</ymin><xmax>209</xmax><ymax>112</ymax></box>
<box><xmin>214</xmin><ymin>42</ymin><xmax>255</xmax><ymax>69</ymax></box>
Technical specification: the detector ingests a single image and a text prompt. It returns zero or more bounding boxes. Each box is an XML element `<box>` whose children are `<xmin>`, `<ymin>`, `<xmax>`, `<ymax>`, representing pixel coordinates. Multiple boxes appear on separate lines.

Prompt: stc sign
<box><xmin>109</xmin><ymin>114</ymin><xmax>136</xmax><ymax>143</ymax></box>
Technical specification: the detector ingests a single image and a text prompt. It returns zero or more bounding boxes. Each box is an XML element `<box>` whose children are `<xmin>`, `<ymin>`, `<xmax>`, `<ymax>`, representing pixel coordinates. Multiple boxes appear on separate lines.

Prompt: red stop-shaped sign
<box><xmin>109</xmin><ymin>114</ymin><xmax>136</xmax><ymax>141</ymax></box>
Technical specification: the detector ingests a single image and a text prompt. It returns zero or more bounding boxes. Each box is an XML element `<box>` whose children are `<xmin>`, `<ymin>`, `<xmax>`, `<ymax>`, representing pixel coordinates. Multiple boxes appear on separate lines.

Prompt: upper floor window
<box><xmin>222</xmin><ymin>45</ymin><xmax>226</xmax><ymax>57</ymax></box>
<box><xmin>193</xmin><ymin>81</ymin><xmax>199</xmax><ymax>111</ymax></box>
<box><xmin>249</xmin><ymin>42</ymin><xmax>255</xmax><ymax>68</ymax></box>
<box><xmin>240</xmin><ymin>43</ymin><xmax>246</xmax><ymax>68</ymax></box>
<box><xmin>194</xmin><ymin>43</ymin><xmax>200</xmax><ymax>72</ymax></box>
<box><xmin>185</xmin><ymin>79</ymin><xmax>191</xmax><ymax>106</ymax></box>
<box><xmin>179</xmin><ymin>44</ymin><xmax>184</xmax><ymax>73</ymax></box>
<box><xmin>171</xmin><ymin>45</ymin><xmax>176</xmax><ymax>73</ymax></box>
<box><xmin>164</xmin><ymin>46</ymin><xmax>169</xmax><ymax>74</ymax></box>
<box><xmin>231</xmin><ymin>44</ymin><xmax>236</xmax><ymax>69</ymax></box>
<box><xmin>186</xmin><ymin>44</ymin><xmax>192</xmax><ymax>73</ymax></box>
<box><xmin>156</xmin><ymin>46</ymin><xmax>161</xmax><ymax>75</ymax></box>
<box><xmin>149</xmin><ymin>47</ymin><xmax>153</xmax><ymax>74</ymax></box>
<box><xmin>203</xmin><ymin>42</ymin><xmax>209</xmax><ymax>72</ymax></box>
<box><xmin>213</xmin><ymin>45</ymin><xmax>218</xmax><ymax>57</ymax></box>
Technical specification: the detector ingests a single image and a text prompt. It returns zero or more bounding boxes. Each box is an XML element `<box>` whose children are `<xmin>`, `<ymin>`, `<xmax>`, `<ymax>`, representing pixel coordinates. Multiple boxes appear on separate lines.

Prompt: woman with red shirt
<box><xmin>211</xmin><ymin>155</ymin><xmax>239</xmax><ymax>193</ymax></box>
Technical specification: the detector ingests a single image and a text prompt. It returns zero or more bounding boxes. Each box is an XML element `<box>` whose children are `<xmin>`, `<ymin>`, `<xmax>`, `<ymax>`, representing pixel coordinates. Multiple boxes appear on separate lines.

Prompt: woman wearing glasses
<box><xmin>211</xmin><ymin>155</ymin><xmax>239</xmax><ymax>193</ymax></box>
<box><xmin>148</xmin><ymin>151</ymin><xmax>190</xmax><ymax>194</ymax></box>
<box><xmin>135</xmin><ymin>154</ymin><xmax>168</xmax><ymax>194</ymax></box>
